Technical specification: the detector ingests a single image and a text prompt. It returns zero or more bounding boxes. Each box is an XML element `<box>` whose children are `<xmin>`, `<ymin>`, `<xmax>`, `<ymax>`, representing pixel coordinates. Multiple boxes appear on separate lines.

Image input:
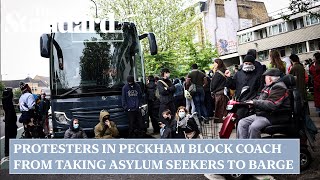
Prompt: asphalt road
<box><xmin>0</xmin><ymin>114</ymin><xmax>23</xmax><ymax>137</ymax></box>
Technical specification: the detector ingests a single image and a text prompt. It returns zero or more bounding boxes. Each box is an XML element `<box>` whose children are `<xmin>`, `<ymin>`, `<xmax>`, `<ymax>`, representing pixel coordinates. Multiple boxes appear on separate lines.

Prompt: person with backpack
<box><xmin>146</xmin><ymin>75</ymin><xmax>160</xmax><ymax>134</ymax></box>
<box><xmin>173</xmin><ymin>78</ymin><xmax>184</xmax><ymax>109</ymax></box>
<box><xmin>18</xmin><ymin>82</ymin><xmax>36</xmax><ymax>138</ymax></box>
<box><xmin>187</xmin><ymin>64</ymin><xmax>208</xmax><ymax>120</ymax></box>
<box><xmin>157</xmin><ymin>68</ymin><xmax>176</xmax><ymax>121</ymax></box>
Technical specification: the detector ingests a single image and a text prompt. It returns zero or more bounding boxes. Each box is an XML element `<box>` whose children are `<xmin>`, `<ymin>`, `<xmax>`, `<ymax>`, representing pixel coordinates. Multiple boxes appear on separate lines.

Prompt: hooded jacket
<box><xmin>227</xmin><ymin>61</ymin><xmax>265</xmax><ymax>101</ymax></box>
<box><xmin>64</xmin><ymin>119</ymin><xmax>88</xmax><ymax>139</ymax></box>
<box><xmin>94</xmin><ymin>110</ymin><xmax>119</xmax><ymax>138</ymax></box>
<box><xmin>122</xmin><ymin>83</ymin><xmax>142</xmax><ymax>111</ymax></box>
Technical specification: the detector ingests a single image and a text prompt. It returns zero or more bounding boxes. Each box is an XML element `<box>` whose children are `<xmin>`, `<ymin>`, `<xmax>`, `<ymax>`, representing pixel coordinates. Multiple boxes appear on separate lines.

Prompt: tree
<box><xmin>96</xmin><ymin>0</ymin><xmax>196</xmax><ymax>52</ymax></box>
<box><xmin>0</xmin><ymin>82</ymin><xmax>4</xmax><ymax>99</ymax></box>
<box><xmin>284</xmin><ymin>0</ymin><xmax>320</xmax><ymax>20</ymax></box>
<box><xmin>95</xmin><ymin>0</ymin><xmax>218</xmax><ymax>78</ymax></box>
<box><xmin>13</xmin><ymin>89</ymin><xmax>22</xmax><ymax>99</ymax></box>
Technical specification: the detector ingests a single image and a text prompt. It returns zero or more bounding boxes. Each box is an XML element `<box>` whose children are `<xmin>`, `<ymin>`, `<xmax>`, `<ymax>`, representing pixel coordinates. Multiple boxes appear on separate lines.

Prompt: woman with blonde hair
<box><xmin>175</xmin><ymin>106</ymin><xmax>200</xmax><ymax>139</ymax></box>
<box><xmin>268</xmin><ymin>49</ymin><xmax>286</xmax><ymax>74</ymax></box>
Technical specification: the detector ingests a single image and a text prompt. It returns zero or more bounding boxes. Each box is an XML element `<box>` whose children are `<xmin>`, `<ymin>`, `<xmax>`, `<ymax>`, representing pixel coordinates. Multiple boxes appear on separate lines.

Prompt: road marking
<box><xmin>0</xmin><ymin>126</ymin><xmax>24</xmax><ymax>140</ymax></box>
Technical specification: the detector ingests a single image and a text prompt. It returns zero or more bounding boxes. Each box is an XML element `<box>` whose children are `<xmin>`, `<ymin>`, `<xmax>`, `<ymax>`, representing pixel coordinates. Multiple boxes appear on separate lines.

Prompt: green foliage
<box><xmin>95</xmin><ymin>0</ymin><xmax>218</xmax><ymax>79</ymax></box>
<box><xmin>13</xmin><ymin>89</ymin><xmax>22</xmax><ymax>99</ymax></box>
<box><xmin>285</xmin><ymin>0</ymin><xmax>320</xmax><ymax>19</ymax></box>
<box><xmin>0</xmin><ymin>82</ymin><xmax>4</xmax><ymax>98</ymax></box>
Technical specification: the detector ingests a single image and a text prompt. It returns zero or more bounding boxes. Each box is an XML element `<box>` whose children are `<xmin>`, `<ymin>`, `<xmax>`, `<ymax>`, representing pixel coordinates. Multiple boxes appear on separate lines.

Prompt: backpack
<box><xmin>155</xmin><ymin>89</ymin><xmax>160</xmax><ymax>99</ymax></box>
<box><xmin>156</xmin><ymin>80</ymin><xmax>169</xmax><ymax>99</ymax></box>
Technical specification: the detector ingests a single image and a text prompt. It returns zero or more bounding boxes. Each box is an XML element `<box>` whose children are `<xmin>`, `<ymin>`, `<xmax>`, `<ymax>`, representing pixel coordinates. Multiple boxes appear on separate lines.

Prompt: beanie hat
<box><xmin>243</xmin><ymin>55</ymin><xmax>255</xmax><ymax>63</ymax></box>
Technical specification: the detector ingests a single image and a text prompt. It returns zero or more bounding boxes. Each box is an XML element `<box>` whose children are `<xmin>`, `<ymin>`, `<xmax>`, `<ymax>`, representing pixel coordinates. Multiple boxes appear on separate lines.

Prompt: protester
<box><xmin>122</xmin><ymin>75</ymin><xmax>145</xmax><ymax>137</ymax></box>
<box><xmin>94</xmin><ymin>110</ymin><xmax>119</xmax><ymax>138</ymax></box>
<box><xmin>204</xmin><ymin>75</ymin><xmax>214</xmax><ymax>118</ymax></box>
<box><xmin>39</xmin><ymin>91</ymin><xmax>50</xmax><ymax>136</ymax></box>
<box><xmin>225</xmin><ymin>54</ymin><xmax>265</xmax><ymax>120</ymax></box>
<box><xmin>2</xmin><ymin>88</ymin><xmax>17</xmax><ymax>159</ymax></box>
<box><xmin>18</xmin><ymin>82</ymin><xmax>35</xmax><ymax>138</ymax></box>
<box><xmin>282</xmin><ymin>56</ymin><xmax>292</xmax><ymax>74</ymax></box>
<box><xmin>173</xmin><ymin>78</ymin><xmax>185</xmax><ymax>109</ymax></box>
<box><xmin>157</xmin><ymin>68</ymin><xmax>176</xmax><ymax>120</ymax></box>
<box><xmin>187</xmin><ymin>64</ymin><xmax>208</xmax><ymax>120</ymax></box>
<box><xmin>289</xmin><ymin>54</ymin><xmax>307</xmax><ymax>102</ymax></box>
<box><xmin>210</xmin><ymin>58</ymin><xmax>228</xmax><ymax>123</ymax></box>
<box><xmin>146</xmin><ymin>75</ymin><xmax>160</xmax><ymax>134</ymax></box>
<box><xmin>309</xmin><ymin>52</ymin><xmax>320</xmax><ymax>116</ymax></box>
<box><xmin>267</xmin><ymin>49</ymin><xmax>286</xmax><ymax>74</ymax></box>
<box><xmin>161</xmin><ymin>109</ymin><xmax>176</xmax><ymax>137</ymax></box>
<box><xmin>64</xmin><ymin>119</ymin><xmax>88</xmax><ymax>138</ymax></box>
<box><xmin>237</xmin><ymin>68</ymin><xmax>290</xmax><ymax>139</ymax></box>
<box><xmin>184</xmin><ymin>76</ymin><xmax>196</xmax><ymax>114</ymax></box>
<box><xmin>175</xmin><ymin>106</ymin><xmax>200</xmax><ymax>139</ymax></box>
<box><xmin>158</xmin><ymin>119</ymin><xmax>172</xmax><ymax>139</ymax></box>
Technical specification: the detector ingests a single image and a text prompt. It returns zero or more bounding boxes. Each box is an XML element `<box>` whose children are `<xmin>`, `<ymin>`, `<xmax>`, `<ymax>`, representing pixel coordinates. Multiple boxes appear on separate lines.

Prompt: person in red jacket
<box><xmin>309</xmin><ymin>52</ymin><xmax>320</xmax><ymax>116</ymax></box>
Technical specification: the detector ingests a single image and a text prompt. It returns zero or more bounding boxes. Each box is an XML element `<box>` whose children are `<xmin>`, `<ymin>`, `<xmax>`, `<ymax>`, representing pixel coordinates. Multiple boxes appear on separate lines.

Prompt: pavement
<box><xmin>0</xmin><ymin>101</ymin><xmax>319</xmax><ymax>180</ymax></box>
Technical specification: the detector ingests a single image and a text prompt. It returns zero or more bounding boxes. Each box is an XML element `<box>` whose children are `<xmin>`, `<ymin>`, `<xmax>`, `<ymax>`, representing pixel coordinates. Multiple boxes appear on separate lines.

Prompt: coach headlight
<box><xmin>54</xmin><ymin>112</ymin><xmax>71</xmax><ymax>125</ymax></box>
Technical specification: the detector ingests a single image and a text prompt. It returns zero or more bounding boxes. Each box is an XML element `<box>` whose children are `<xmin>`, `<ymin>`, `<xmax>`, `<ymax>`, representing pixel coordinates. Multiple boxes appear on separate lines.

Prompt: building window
<box><xmin>306</xmin><ymin>15</ymin><xmax>320</xmax><ymax>26</ymax></box>
<box><xmin>278</xmin><ymin>47</ymin><xmax>286</xmax><ymax>57</ymax></box>
<box><xmin>292</xmin><ymin>17</ymin><xmax>304</xmax><ymax>30</ymax></box>
<box><xmin>238</xmin><ymin>32</ymin><xmax>253</xmax><ymax>44</ymax></box>
<box><xmin>310</xmin><ymin>41</ymin><xmax>315</xmax><ymax>51</ymax></box>
<box><xmin>309</xmin><ymin>39</ymin><xmax>320</xmax><ymax>51</ymax></box>
<box><xmin>268</xmin><ymin>22</ymin><xmax>286</xmax><ymax>36</ymax></box>
<box><xmin>291</xmin><ymin>42</ymin><xmax>306</xmax><ymax>54</ymax></box>
<box><xmin>258</xmin><ymin>50</ymin><xmax>269</xmax><ymax>61</ymax></box>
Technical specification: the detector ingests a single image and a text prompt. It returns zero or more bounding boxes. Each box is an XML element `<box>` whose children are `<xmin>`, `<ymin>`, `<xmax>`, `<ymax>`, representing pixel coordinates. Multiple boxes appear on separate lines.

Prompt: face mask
<box><xmin>242</xmin><ymin>64</ymin><xmax>255</xmax><ymax>72</ymax></box>
<box><xmin>179</xmin><ymin>112</ymin><xmax>186</xmax><ymax>118</ymax></box>
<box><xmin>73</xmin><ymin>124</ymin><xmax>79</xmax><ymax>129</ymax></box>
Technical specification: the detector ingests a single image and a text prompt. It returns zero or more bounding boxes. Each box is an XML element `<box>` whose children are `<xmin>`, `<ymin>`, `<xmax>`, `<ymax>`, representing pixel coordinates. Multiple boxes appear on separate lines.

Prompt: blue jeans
<box><xmin>193</xmin><ymin>88</ymin><xmax>208</xmax><ymax>118</ymax></box>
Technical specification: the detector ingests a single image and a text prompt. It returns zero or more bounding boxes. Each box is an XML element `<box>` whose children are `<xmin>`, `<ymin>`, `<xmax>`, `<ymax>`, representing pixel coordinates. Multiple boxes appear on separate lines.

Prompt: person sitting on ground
<box><xmin>158</xmin><ymin>119</ymin><xmax>172</xmax><ymax>139</ymax></box>
<box><xmin>94</xmin><ymin>110</ymin><xmax>119</xmax><ymax>138</ymax></box>
<box><xmin>237</xmin><ymin>68</ymin><xmax>290</xmax><ymax>139</ymax></box>
<box><xmin>161</xmin><ymin>109</ymin><xmax>176</xmax><ymax>137</ymax></box>
<box><xmin>64</xmin><ymin>118</ymin><xmax>88</xmax><ymax>139</ymax></box>
<box><xmin>175</xmin><ymin>106</ymin><xmax>200</xmax><ymax>139</ymax></box>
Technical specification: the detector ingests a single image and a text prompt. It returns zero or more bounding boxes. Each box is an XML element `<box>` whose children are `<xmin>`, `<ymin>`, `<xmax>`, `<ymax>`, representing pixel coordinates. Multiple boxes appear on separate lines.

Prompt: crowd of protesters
<box><xmin>140</xmin><ymin>49</ymin><xmax>320</xmax><ymax>139</ymax></box>
<box><xmin>1</xmin><ymin>49</ymin><xmax>320</xmax><ymax>154</ymax></box>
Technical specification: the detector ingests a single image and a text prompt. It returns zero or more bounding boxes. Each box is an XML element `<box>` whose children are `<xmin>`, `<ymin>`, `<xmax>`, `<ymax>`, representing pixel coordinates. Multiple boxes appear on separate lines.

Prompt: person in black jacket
<box><xmin>2</xmin><ymin>88</ymin><xmax>17</xmax><ymax>158</ymax></box>
<box><xmin>175</xmin><ymin>106</ymin><xmax>199</xmax><ymax>139</ymax></box>
<box><xmin>157</xmin><ymin>68</ymin><xmax>176</xmax><ymax>121</ymax></box>
<box><xmin>64</xmin><ymin>119</ymin><xmax>88</xmax><ymax>139</ymax></box>
<box><xmin>146</xmin><ymin>75</ymin><xmax>160</xmax><ymax>134</ymax></box>
<box><xmin>210</xmin><ymin>59</ymin><xmax>228</xmax><ymax>123</ymax></box>
<box><xmin>237</xmin><ymin>68</ymin><xmax>290</xmax><ymax>139</ymax></box>
<box><xmin>225</xmin><ymin>54</ymin><xmax>265</xmax><ymax>120</ymax></box>
<box><xmin>122</xmin><ymin>75</ymin><xmax>145</xmax><ymax>137</ymax></box>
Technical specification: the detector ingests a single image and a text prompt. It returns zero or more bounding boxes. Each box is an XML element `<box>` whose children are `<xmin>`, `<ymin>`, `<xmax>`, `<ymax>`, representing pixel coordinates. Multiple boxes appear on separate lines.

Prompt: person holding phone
<box><xmin>158</xmin><ymin>120</ymin><xmax>172</xmax><ymax>139</ymax></box>
<box><xmin>94</xmin><ymin>110</ymin><xmax>119</xmax><ymax>139</ymax></box>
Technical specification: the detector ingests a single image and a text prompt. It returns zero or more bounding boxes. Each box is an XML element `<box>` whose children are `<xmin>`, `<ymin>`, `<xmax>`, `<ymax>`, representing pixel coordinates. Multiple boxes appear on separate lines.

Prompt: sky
<box><xmin>1</xmin><ymin>0</ymin><xmax>291</xmax><ymax>80</ymax></box>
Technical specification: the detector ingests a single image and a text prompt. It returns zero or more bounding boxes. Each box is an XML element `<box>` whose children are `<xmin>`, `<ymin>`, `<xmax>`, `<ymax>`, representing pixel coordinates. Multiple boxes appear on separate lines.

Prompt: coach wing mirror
<box><xmin>139</xmin><ymin>33</ymin><xmax>158</xmax><ymax>55</ymax></box>
<box><xmin>40</xmin><ymin>34</ymin><xmax>50</xmax><ymax>58</ymax></box>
